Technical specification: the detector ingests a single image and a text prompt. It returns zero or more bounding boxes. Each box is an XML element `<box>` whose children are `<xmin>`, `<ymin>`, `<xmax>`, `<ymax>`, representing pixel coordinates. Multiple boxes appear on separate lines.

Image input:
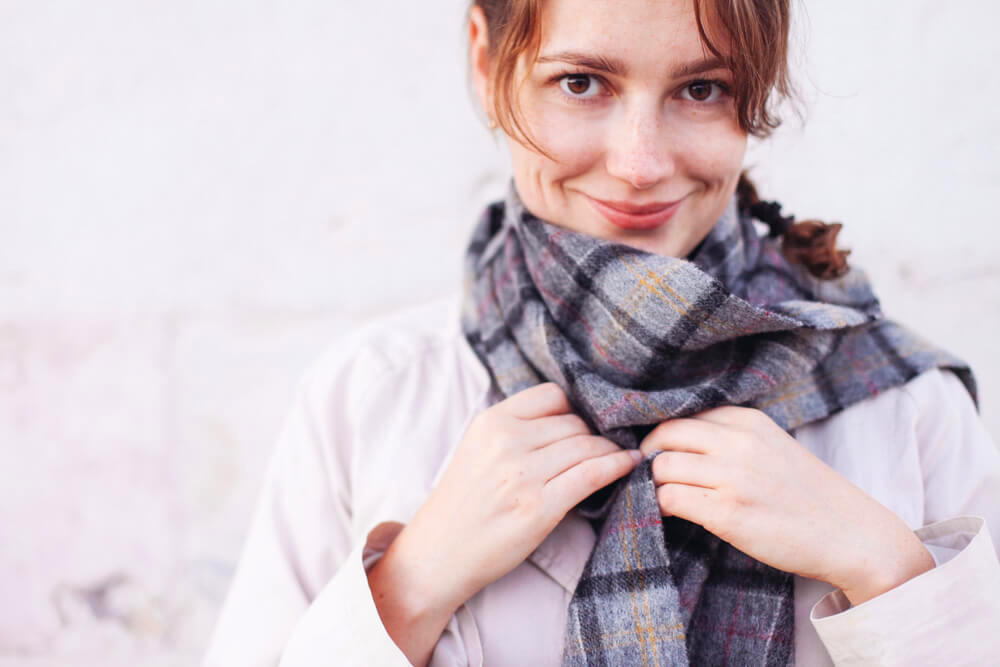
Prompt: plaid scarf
<box><xmin>460</xmin><ymin>184</ymin><xmax>974</xmax><ymax>666</ymax></box>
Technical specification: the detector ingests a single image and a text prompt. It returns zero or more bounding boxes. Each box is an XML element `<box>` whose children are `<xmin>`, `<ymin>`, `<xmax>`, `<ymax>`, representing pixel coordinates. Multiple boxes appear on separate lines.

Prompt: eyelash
<box><xmin>551</xmin><ymin>71</ymin><xmax>732</xmax><ymax>106</ymax></box>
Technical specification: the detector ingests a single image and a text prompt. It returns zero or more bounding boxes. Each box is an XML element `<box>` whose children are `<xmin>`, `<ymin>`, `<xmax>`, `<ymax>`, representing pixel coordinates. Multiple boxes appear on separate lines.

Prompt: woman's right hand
<box><xmin>367</xmin><ymin>382</ymin><xmax>639</xmax><ymax>665</ymax></box>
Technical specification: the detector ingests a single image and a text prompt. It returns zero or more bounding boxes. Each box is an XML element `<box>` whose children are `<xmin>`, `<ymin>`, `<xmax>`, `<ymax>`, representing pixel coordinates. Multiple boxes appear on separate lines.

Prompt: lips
<box><xmin>585</xmin><ymin>194</ymin><xmax>685</xmax><ymax>230</ymax></box>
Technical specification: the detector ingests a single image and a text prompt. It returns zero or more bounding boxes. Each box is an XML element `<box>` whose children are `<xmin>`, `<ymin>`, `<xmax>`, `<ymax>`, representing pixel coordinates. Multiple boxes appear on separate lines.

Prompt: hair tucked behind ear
<box><xmin>737</xmin><ymin>173</ymin><xmax>851</xmax><ymax>280</ymax></box>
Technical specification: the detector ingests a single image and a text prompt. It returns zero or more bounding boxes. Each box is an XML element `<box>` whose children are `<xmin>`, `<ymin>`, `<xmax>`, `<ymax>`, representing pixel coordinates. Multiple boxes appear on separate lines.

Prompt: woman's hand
<box><xmin>639</xmin><ymin>406</ymin><xmax>934</xmax><ymax>606</ymax></box>
<box><xmin>369</xmin><ymin>382</ymin><xmax>639</xmax><ymax>666</ymax></box>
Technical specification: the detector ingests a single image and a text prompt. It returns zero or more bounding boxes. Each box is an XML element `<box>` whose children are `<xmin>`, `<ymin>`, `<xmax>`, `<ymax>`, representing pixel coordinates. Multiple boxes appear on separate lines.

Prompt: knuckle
<box><xmin>589</xmin><ymin>436</ymin><xmax>618</xmax><ymax>457</ymax></box>
<box><xmin>716</xmin><ymin>462</ymin><xmax>738</xmax><ymax>488</ymax></box>
<box><xmin>539</xmin><ymin>381</ymin><xmax>566</xmax><ymax>402</ymax></box>
<box><xmin>502</xmin><ymin>486</ymin><xmax>531</xmax><ymax>512</ymax></box>
<box><xmin>699</xmin><ymin>406</ymin><xmax>729</xmax><ymax>421</ymax></box>
<box><xmin>731</xmin><ymin>431</ymin><xmax>757</xmax><ymax>456</ymax></box>
<box><xmin>642</xmin><ymin>420</ymin><xmax>670</xmax><ymax>444</ymax></box>
<box><xmin>497</xmin><ymin>460</ymin><xmax>525</xmax><ymax>484</ymax></box>
<box><xmin>734</xmin><ymin>407</ymin><xmax>771</xmax><ymax>430</ymax></box>
<box><xmin>557</xmin><ymin>433</ymin><xmax>585</xmax><ymax>451</ymax></box>
<box><xmin>521</xmin><ymin>486</ymin><xmax>546</xmax><ymax>514</ymax></box>
<box><xmin>574</xmin><ymin>436</ymin><xmax>601</xmax><ymax>459</ymax></box>
<box><xmin>582</xmin><ymin>459</ymin><xmax>609</xmax><ymax>488</ymax></box>
<box><xmin>487</xmin><ymin>429</ymin><xmax>515</xmax><ymax>452</ymax></box>
<box><xmin>639</xmin><ymin>436</ymin><xmax>661</xmax><ymax>457</ymax></box>
<box><xmin>478</xmin><ymin>428</ymin><xmax>523</xmax><ymax>463</ymax></box>
<box><xmin>472</xmin><ymin>409</ymin><xmax>503</xmax><ymax>435</ymax></box>
<box><xmin>568</xmin><ymin>435</ymin><xmax>602</xmax><ymax>459</ymax></box>
<box><xmin>567</xmin><ymin>414</ymin><xmax>590</xmax><ymax>433</ymax></box>
<box><xmin>650</xmin><ymin>451</ymin><xmax>667</xmax><ymax>478</ymax></box>
<box><xmin>657</xmin><ymin>484</ymin><xmax>678</xmax><ymax>510</ymax></box>
<box><xmin>495</xmin><ymin>468</ymin><xmax>533</xmax><ymax>506</ymax></box>
<box><xmin>719</xmin><ymin>485</ymin><xmax>750</xmax><ymax>514</ymax></box>
<box><xmin>467</xmin><ymin>411</ymin><xmax>489</xmax><ymax>433</ymax></box>
<box><xmin>539</xmin><ymin>493</ymin><xmax>567</xmax><ymax>525</ymax></box>
<box><xmin>716</xmin><ymin>498</ymin><xmax>743</xmax><ymax>530</ymax></box>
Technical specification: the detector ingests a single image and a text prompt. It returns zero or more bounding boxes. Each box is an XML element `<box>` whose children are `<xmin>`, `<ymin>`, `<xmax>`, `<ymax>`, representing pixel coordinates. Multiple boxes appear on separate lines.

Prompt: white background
<box><xmin>2</xmin><ymin>1</ymin><xmax>998</xmax><ymax>664</ymax></box>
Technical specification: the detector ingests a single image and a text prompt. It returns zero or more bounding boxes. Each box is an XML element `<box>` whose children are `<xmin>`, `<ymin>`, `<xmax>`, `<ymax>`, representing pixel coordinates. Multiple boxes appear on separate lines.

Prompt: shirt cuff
<box><xmin>363</xmin><ymin>522</ymin><xmax>483</xmax><ymax>666</ymax></box>
<box><xmin>810</xmin><ymin>516</ymin><xmax>1000</xmax><ymax>665</ymax></box>
<box><xmin>279</xmin><ymin>521</ymin><xmax>483</xmax><ymax>667</ymax></box>
<box><xmin>278</xmin><ymin>522</ymin><xmax>411</xmax><ymax>666</ymax></box>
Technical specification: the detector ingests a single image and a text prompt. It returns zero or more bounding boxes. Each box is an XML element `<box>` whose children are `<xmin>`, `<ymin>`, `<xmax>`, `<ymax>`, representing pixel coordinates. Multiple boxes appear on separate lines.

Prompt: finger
<box><xmin>638</xmin><ymin>418</ymin><xmax>724</xmax><ymax>457</ymax></box>
<box><xmin>533</xmin><ymin>434</ymin><xmax>623</xmax><ymax>482</ymax></box>
<box><xmin>523</xmin><ymin>413</ymin><xmax>592</xmax><ymax>449</ymax></box>
<box><xmin>500</xmin><ymin>382</ymin><xmax>573</xmax><ymax>419</ymax></box>
<box><xmin>656</xmin><ymin>482</ymin><xmax>720</xmax><ymax>525</ymax></box>
<box><xmin>650</xmin><ymin>451</ymin><xmax>719</xmax><ymax>489</ymax></box>
<box><xmin>691</xmin><ymin>405</ymin><xmax>768</xmax><ymax>429</ymax></box>
<box><xmin>544</xmin><ymin>449</ymin><xmax>641</xmax><ymax>514</ymax></box>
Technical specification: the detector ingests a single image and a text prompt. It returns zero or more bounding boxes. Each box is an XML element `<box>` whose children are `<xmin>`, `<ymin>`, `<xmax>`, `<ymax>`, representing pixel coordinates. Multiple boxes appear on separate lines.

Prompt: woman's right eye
<box><xmin>558</xmin><ymin>74</ymin><xmax>602</xmax><ymax>100</ymax></box>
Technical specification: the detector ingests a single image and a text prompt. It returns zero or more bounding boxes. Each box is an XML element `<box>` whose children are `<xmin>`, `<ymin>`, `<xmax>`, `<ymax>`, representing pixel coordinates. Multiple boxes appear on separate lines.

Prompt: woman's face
<box><xmin>471</xmin><ymin>0</ymin><xmax>748</xmax><ymax>257</ymax></box>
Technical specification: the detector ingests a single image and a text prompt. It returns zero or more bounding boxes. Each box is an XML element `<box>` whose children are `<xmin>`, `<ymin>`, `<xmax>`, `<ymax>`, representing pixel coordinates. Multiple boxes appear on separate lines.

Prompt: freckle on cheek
<box><xmin>543</xmin><ymin>129</ymin><xmax>602</xmax><ymax>167</ymax></box>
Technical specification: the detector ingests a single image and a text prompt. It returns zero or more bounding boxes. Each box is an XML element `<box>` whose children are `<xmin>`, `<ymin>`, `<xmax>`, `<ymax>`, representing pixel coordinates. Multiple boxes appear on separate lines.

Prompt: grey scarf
<box><xmin>460</xmin><ymin>184</ymin><xmax>974</xmax><ymax>665</ymax></box>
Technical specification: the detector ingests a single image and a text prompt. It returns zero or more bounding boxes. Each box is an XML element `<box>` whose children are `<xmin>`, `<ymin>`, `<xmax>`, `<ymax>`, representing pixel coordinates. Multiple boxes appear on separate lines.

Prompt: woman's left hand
<box><xmin>639</xmin><ymin>406</ymin><xmax>935</xmax><ymax>606</ymax></box>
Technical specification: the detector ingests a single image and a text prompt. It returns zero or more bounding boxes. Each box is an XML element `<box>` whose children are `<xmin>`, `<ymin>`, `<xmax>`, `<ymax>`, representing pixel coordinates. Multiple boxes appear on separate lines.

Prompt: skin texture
<box><xmin>368</xmin><ymin>1</ymin><xmax>935</xmax><ymax>664</ymax></box>
<box><xmin>638</xmin><ymin>408</ymin><xmax>935</xmax><ymax>606</ymax></box>
<box><xmin>474</xmin><ymin>0</ymin><xmax>747</xmax><ymax>257</ymax></box>
<box><xmin>368</xmin><ymin>384</ymin><xmax>639</xmax><ymax>666</ymax></box>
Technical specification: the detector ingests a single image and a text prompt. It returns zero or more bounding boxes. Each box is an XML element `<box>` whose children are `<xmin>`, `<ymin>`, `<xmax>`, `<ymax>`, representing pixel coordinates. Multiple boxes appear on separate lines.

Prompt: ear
<box><xmin>468</xmin><ymin>5</ymin><xmax>494</xmax><ymax>124</ymax></box>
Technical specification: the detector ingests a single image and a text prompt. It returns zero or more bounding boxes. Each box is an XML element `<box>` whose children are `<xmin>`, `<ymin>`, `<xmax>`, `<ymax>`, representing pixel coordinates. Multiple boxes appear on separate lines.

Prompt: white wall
<box><xmin>2</xmin><ymin>1</ymin><xmax>997</xmax><ymax>663</ymax></box>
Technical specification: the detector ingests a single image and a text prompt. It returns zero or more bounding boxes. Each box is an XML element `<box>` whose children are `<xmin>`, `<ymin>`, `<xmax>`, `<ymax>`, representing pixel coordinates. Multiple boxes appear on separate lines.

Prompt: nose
<box><xmin>604</xmin><ymin>100</ymin><xmax>675</xmax><ymax>190</ymax></box>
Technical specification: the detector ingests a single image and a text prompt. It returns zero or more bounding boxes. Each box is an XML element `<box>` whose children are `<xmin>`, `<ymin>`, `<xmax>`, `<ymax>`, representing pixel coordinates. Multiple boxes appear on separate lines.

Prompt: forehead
<box><xmin>536</xmin><ymin>0</ymin><xmax>727</xmax><ymax>72</ymax></box>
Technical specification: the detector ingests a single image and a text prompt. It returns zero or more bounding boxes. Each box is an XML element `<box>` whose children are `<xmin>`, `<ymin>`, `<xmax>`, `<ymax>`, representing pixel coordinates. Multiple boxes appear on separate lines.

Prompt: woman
<box><xmin>204</xmin><ymin>0</ymin><xmax>1000</xmax><ymax>665</ymax></box>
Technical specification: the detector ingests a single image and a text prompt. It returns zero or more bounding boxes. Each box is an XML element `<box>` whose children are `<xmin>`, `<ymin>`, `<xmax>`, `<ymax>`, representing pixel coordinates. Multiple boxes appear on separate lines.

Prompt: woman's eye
<box><xmin>681</xmin><ymin>80</ymin><xmax>724</xmax><ymax>103</ymax></box>
<box><xmin>559</xmin><ymin>74</ymin><xmax>601</xmax><ymax>99</ymax></box>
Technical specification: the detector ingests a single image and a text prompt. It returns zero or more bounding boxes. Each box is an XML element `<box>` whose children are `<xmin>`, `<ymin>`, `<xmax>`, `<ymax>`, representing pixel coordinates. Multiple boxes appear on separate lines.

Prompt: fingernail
<box><xmin>628</xmin><ymin>450</ymin><xmax>643</xmax><ymax>463</ymax></box>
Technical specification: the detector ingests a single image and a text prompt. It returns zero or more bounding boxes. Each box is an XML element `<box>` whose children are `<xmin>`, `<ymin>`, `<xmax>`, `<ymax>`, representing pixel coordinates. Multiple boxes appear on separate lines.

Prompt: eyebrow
<box><xmin>535</xmin><ymin>51</ymin><xmax>729</xmax><ymax>79</ymax></box>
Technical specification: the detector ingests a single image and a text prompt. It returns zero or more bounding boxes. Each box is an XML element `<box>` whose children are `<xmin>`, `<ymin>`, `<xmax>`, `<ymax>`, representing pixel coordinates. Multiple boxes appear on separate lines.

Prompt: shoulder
<box><xmin>312</xmin><ymin>294</ymin><xmax>463</xmax><ymax>374</ymax></box>
<box><xmin>300</xmin><ymin>294</ymin><xmax>487</xmax><ymax>402</ymax></box>
<box><xmin>821</xmin><ymin>366</ymin><xmax>980</xmax><ymax>439</ymax></box>
<box><xmin>293</xmin><ymin>295</ymin><xmax>492</xmax><ymax>524</ymax></box>
<box><xmin>896</xmin><ymin>366</ymin><xmax>978</xmax><ymax>418</ymax></box>
<box><xmin>794</xmin><ymin>367</ymin><xmax>983</xmax><ymax>526</ymax></box>
<box><xmin>292</xmin><ymin>294</ymin><xmax>491</xmax><ymax>461</ymax></box>
<box><xmin>805</xmin><ymin>367</ymin><xmax>975</xmax><ymax>435</ymax></box>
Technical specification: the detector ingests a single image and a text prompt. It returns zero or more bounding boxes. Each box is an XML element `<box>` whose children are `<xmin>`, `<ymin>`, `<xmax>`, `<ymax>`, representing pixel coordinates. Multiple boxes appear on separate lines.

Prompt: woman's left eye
<box><xmin>681</xmin><ymin>80</ymin><xmax>725</xmax><ymax>103</ymax></box>
<box><xmin>558</xmin><ymin>74</ymin><xmax>602</xmax><ymax>100</ymax></box>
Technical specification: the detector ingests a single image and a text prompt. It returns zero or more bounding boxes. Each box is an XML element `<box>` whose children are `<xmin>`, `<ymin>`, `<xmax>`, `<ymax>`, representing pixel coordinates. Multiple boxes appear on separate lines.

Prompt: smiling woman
<box><xmin>475</xmin><ymin>0</ymin><xmax>750</xmax><ymax>257</ymax></box>
<box><xmin>202</xmin><ymin>1</ymin><xmax>1000</xmax><ymax>665</ymax></box>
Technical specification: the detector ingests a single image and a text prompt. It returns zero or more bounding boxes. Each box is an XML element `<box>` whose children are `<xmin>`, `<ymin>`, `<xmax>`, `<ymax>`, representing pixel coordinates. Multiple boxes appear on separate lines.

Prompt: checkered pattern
<box><xmin>460</xmin><ymin>184</ymin><xmax>975</xmax><ymax>666</ymax></box>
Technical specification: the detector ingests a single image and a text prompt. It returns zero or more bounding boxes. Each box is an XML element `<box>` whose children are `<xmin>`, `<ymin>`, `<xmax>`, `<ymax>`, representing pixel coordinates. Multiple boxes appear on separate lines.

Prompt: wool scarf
<box><xmin>460</xmin><ymin>183</ymin><xmax>975</xmax><ymax>666</ymax></box>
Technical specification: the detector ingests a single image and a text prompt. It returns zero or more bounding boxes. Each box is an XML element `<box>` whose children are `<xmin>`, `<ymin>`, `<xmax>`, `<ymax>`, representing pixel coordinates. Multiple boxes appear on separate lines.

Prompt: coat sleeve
<box><xmin>200</xmin><ymin>344</ymin><xmax>413</xmax><ymax>666</ymax></box>
<box><xmin>810</xmin><ymin>368</ymin><xmax>1000</xmax><ymax>666</ymax></box>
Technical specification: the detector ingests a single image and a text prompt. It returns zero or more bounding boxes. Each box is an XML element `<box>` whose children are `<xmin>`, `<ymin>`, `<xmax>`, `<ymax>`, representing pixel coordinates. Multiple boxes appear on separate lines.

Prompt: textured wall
<box><xmin>2</xmin><ymin>1</ymin><xmax>997</xmax><ymax>664</ymax></box>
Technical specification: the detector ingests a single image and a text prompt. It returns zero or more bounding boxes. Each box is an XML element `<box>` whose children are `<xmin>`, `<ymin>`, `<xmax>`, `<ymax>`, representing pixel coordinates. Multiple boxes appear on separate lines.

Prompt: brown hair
<box><xmin>737</xmin><ymin>173</ymin><xmax>850</xmax><ymax>279</ymax></box>
<box><xmin>470</xmin><ymin>0</ymin><xmax>849</xmax><ymax>279</ymax></box>
<box><xmin>471</xmin><ymin>0</ymin><xmax>793</xmax><ymax>146</ymax></box>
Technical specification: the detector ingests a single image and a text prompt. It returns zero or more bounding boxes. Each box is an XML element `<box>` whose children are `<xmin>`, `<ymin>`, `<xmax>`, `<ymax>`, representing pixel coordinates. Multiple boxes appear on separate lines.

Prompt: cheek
<box><xmin>676</xmin><ymin>118</ymin><xmax>747</xmax><ymax>185</ymax></box>
<box><xmin>517</xmin><ymin>100</ymin><xmax>606</xmax><ymax>178</ymax></box>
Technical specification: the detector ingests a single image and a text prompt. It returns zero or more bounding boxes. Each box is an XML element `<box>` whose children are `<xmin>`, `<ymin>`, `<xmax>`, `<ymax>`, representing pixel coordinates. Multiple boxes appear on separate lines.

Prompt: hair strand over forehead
<box><xmin>470</xmin><ymin>0</ymin><xmax>793</xmax><ymax>151</ymax></box>
<box><xmin>692</xmin><ymin>0</ymin><xmax>792</xmax><ymax>136</ymax></box>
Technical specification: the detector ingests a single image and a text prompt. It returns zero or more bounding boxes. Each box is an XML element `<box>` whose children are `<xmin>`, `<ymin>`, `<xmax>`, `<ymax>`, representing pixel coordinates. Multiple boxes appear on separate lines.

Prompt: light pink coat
<box><xmin>204</xmin><ymin>297</ymin><xmax>1000</xmax><ymax>666</ymax></box>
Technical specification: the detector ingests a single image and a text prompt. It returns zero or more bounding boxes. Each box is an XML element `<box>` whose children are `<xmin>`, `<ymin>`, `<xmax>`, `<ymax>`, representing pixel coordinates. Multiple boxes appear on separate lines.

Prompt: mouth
<box><xmin>584</xmin><ymin>194</ymin><xmax>686</xmax><ymax>231</ymax></box>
